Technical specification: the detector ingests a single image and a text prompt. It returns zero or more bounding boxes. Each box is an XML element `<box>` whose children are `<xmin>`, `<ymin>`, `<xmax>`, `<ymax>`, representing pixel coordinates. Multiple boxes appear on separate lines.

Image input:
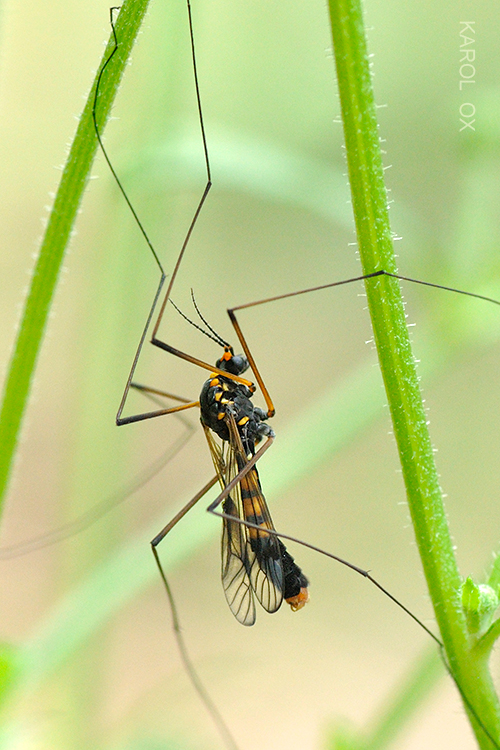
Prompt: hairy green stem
<box><xmin>0</xmin><ymin>0</ymin><xmax>151</xmax><ymax>517</ymax></box>
<box><xmin>326</xmin><ymin>0</ymin><xmax>500</xmax><ymax>746</ymax></box>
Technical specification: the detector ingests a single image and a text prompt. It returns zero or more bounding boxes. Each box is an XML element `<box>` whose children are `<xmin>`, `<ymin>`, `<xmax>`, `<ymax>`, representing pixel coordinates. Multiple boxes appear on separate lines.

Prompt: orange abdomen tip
<box><xmin>286</xmin><ymin>587</ymin><xmax>310</xmax><ymax>612</ymax></box>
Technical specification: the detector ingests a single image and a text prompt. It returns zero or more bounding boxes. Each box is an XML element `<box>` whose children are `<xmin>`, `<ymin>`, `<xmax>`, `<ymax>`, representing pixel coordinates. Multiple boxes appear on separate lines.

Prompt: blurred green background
<box><xmin>1</xmin><ymin>0</ymin><xmax>500</xmax><ymax>748</ymax></box>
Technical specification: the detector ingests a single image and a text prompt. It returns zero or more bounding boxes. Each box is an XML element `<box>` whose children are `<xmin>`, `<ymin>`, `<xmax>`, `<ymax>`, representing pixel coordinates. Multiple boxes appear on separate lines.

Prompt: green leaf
<box><xmin>462</xmin><ymin>577</ymin><xmax>499</xmax><ymax>636</ymax></box>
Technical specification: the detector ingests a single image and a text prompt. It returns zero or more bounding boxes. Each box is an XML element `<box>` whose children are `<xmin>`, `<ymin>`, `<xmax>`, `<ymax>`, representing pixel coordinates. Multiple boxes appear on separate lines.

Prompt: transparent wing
<box><xmin>203</xmin><ymin>418</ymin><xmax>284</xmax><ymax>626</ymax></box>
<box><xmin>220</xmin><ymin>492</ymin><xmax>257</xmax><ymax>626</ymax></box>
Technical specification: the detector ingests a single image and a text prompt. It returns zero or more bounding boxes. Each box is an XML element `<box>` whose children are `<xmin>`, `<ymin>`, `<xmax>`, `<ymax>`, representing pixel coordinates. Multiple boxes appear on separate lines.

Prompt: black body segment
<box><xmin>200</xmin><ymin>347</ymin><xmax>308</xmax><ymax>625</ymax></box>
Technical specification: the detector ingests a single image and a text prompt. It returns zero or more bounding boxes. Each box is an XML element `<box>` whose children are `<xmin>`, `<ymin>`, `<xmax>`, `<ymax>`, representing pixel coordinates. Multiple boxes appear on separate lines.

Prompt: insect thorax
<box><xmin>199</xmin><ymin>374</ymin><xmax>274</xmax><ymax>454</ymax></box>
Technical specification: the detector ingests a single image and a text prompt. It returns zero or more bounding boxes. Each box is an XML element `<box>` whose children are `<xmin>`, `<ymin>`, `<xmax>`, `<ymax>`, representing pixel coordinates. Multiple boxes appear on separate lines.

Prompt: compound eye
<box><xmin>226</xmin><ymin>355</ymin><xmax>249</xmax><ymax>375</ymax></box>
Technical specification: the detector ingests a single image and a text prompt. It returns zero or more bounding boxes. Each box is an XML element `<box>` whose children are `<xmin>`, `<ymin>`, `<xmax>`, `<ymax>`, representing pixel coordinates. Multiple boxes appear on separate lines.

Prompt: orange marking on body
<box><xmin>241</xmin><ymin>480</ymin><xmax>272</xmax><ymax>541</ymax></box>
<box><xmin>238</xmin><ymin>416</ymin><xmax>249</xmax><ymax>426</ymax></box>
<box><xmin>286</xmin><ymin>587</ymin><xmax>310</xmax><ymax>612</ymax></box>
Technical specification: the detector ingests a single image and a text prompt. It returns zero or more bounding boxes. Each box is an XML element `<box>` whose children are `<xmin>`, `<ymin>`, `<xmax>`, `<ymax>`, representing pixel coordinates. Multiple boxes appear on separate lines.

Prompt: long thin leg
<box><xmin>153</xmin><ymin>559</ymin><xmax>240</xmax><ymax>750</ymax></box>
<box><xmin>130</xmin><ymin>383</ymin><xmax>196</xmax><ymax>404</ymax></box>
<box><xmin>95</xmin><ymin>11</ymin><xmax>500</xmax><ymax>738</ymax></box>
<box><xmin>151</xmin><ymin>474</ymin><xmax>240</xmax><ymax>750</ymax></box>
<box><xmin>94</xmin><ymin>5</ymin><xmax>244</xmax><ymax>428</ymax></box>
<box><xmin>152</xmin><ymin>422</ymin><xmax>500</xmax><ymax>749</ymax></box>
<box><xmin>210</xmin><ymin>501</ymin><xmax>500</xmax><ymax>748</ymax></box>
<box><xmin>151</xmin><ymin>475</ymin><xmax>218</xmax><ymax>547</ymax></box>
<box><xmin>226</xmin><ymin>268</ymin><xmax>500</xmax><ymax>418</ymax></box>
<box><xmin>199</xmin><ymin>433</ymin><xmax>439</xmax><ymax>645</ymax></box>
<box><xmin>186</xmin><ymin>428</ymin><xmax>442</xmax><ymax>648</ymax></box>
<box><xmin>199</xmin><ymin>437</ymin><xmax>500</xmax><ymax>749</ymax></box>
<box><xmin>95</xmin><ymin>4</ymin><xmax>282</xmax><ymax>429</ymax></box>
<box><xmin>119</xmin><ymin>382</ymin><xmax>200</xmax><ymax>426</ymax></box>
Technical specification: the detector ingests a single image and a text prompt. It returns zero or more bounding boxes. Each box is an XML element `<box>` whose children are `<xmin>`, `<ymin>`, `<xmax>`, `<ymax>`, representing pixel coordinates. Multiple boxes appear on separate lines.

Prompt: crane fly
<box><xmin>197</xmin><ymin>348</ymin><xmax>308</xmax><ymax>624</ymax></box>
<box><xmin>88</xmin><ymin>3</ymin><xmax>500</xmax><ymax>750</ymax></box>
<box><xmin>89</xmin><ymin>2</ymin><xmax>311</xmax><ymax>628</ymax></box>
<box><xmin>134</xmin><ymin>314</ymin><xmax>310</xmax><ymax>626</ymax></box>
<box><xmin>2</xmin><ymin>2</ymin><xmax>500</xmax><ymax>750</ymax></box>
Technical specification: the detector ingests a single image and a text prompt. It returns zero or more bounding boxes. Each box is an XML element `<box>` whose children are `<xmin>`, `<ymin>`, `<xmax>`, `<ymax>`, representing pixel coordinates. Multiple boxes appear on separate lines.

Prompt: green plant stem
<box><xmin>0</xmin><ymin>0</ymin><xmax>151</xmax><ymax>517</ymax></box>
<box><xmin>326</xmin><ymin>0</ymin><xmax>500</xmax><ymax>746</ymax></box>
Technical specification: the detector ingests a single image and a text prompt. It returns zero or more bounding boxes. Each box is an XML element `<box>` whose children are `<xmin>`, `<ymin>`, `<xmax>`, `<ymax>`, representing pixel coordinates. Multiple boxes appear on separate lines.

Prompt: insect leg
<box><xmin>226</xmin><ymin>267</ymin><xmax>500</xmax><ymax>419</ymax></box>
<box><xmin>93</xmin><ymin>7</ymin><xmax>252</xmax><ymax>426</ymax></box>
<box><xmin>152</xmin><ymin>475</ymin><xmax>218</xmax><ymax>550</ymax></box>
<box><xmin>151</xmin><ymin>474</ymin><xmax>240</xmax><ymax>750</ymax></box>
<box><xmin>225</xmin><ymin>271</ymin><xmax>384</xmax><ymax>417</ymax></box>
